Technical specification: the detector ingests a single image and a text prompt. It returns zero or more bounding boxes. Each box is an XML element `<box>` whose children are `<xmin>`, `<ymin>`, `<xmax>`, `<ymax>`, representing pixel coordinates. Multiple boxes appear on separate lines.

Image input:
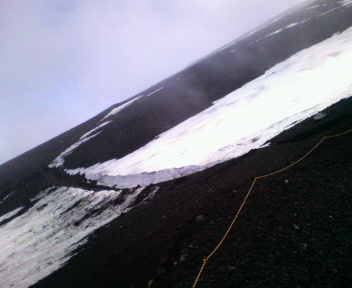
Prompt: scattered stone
<box><xmin>180</xmin><ymin>249</ymin><xmax>188</xmax><ymax>261</ymax></box>
<box><xmin>293</xmin><ymin>224</ymin><xmax>300</xmax><ymax>230</ymax></box>
<box><xmin>313</xmin><ymin>112</ymin><xmax>327</xmax><ymax>121</ymax></box>
<box><xmin>300</xmin><ymin>243</ymin><xmax>308</xmax><ymax>251</ymax></box>
<box><xmin>196</xmin><ymin>215</ymin><xmax>207</xmax><ymax>224</ymax></box>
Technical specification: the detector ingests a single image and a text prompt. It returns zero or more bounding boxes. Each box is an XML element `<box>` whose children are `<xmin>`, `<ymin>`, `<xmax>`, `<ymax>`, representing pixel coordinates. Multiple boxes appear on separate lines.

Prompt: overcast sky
<box><xmin>0</xmin><ymin>0</ymin><xmax>305</xmax><ymax>165</ymax></box>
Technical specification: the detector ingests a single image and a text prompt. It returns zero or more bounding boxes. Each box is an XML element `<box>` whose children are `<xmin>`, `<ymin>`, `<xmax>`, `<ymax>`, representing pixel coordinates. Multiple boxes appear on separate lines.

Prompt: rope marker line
<box><xmin>192</xmin><ymin>127</ymin><xmax>352</xmax><ymax>287</ymax></box>
<box><xmin>256</xmin><ymin>137</ymin><xmax>325</xmax><ymax>179</ymax></box>
<box><xmin>192</xmin><ymin>258</ymin><xmax>208</xmax><ymax>288</ymax></box>
<box><xmin>325</xmin><ymin>127</ymin><xmax>352</xmax><ymax>138</ymax></box>
<box><xmin>205</xmin><ymin>178</ymin><xmax>257</xmax><ymax>261</ymax></box>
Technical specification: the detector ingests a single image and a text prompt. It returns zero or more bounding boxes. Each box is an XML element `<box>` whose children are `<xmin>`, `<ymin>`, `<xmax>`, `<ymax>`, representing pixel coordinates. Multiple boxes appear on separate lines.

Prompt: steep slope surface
<box><xmin>0</xmin><ymin>0</ymin><xmax>351</xmax><ymax>287</ymax></box>
<box><xmin>59</xmin><ymin>26</ymin><xmax>352</xmax><ymax>188</ymax></box>
<box><xmin>31</xmin><ymin>98</ymin><xmax>352</xmax><ymax>288</ymax></box>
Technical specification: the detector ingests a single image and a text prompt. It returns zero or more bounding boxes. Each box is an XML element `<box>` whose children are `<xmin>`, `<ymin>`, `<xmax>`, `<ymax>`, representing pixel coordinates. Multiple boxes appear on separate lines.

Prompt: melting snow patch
<box><xmin>0</xmin><ymin>185</ymin><xmax>156</xmax><ymax>288</ymax></box>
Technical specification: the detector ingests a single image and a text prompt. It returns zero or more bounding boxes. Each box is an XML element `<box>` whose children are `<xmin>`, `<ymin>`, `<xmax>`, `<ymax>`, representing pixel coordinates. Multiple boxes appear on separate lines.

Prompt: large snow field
<box><xmin>64</xmin><ymin>26</ymin><xmax>352</xmax><ymax>188</ymax></box>
<box><xmin>0</xmin><ymin>186</ymin><xmax>158</xmax><ymax>288</ymax></box>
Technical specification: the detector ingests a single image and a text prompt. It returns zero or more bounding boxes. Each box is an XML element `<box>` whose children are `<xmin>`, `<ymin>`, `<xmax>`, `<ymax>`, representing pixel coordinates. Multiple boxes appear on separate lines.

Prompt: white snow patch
<box><xmin>66</xmin><ymin>26</ymin><xmax>352</xmax><ymax>189</ymax></box>
<box><xmin>101</xmin><ymin>96</ymin><xmax>142</xmax><ymax>122</ymax></box>
<box><xmin>307</xmin><ymin>5</ymin><xmax>321</xmax><ymax>9</ymax></box>
<box><xmin>0</xmin><ymin>207</ymin><xmax>24</xmax><ymax>224</ymax></box>
<box><xmin>263</xmin><ymin>19</ymin><xmax>309</xmax><ymax>39</ymax></box>
<box><xmin>318</xmin><ymin>4</ymin><xmax>347</xmax><ymax>17</ymax></box>
<box><xmin>146</xmin><ymin>86</ymin><xmax>164</xmax><ymax>97</ymax></box>
<box><xmin>49</xmin><ymin>121</ymin><xmax>111</xmax><ymax>168</ymax></box>
<box><xmin>49</xmin><ymin>95</ymin><xmax>143</xmax><ymax>168</ymax></box>
<box><xmin>218</xmin><ymin>14</ymin><xmax>286</xmax><ymax>54</ymax></box>
<box><xmin>192</xmin><ymin>14</ymin><xmax>286</xmax><ymax>64</ymax></box>
<box><xmin>79</xmin><ymin>121</ymin><xmax>111</xmax><ymax>140</ymax></box>
<box><xmin>319</xmin><ymin>8</ymin><xmax>338</xmax><ymax>17</ymax></box>
<box><xmin>0</xmin><ymin>185</ymin><xmax>156</xmax><ymax>288</ymax></box>
<box><xmin>286</xmin><ymin>22</ymin><xmax>299</xmax><ymax>28</ymax></box>
<box><xmin>266</xmin><ymin>28</ymin><xmax>284</xmax><ymax>37</ymax></box>
<box><xmin>49</xmin><ymin>132</ymin><xmax>101</xmax><ymax>168</ymax></box>
<box><xmin>0</xmin><ymin>190</ymin><xmax>15</xmax><ymax>204</ymax></box>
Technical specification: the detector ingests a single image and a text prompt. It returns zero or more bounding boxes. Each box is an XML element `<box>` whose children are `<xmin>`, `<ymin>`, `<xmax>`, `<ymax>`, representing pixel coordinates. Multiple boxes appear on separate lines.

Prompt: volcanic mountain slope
<box><xmin>0</xmin><ymin>0</ymin><xmax>352</xmax><ymax>287</ymax></box>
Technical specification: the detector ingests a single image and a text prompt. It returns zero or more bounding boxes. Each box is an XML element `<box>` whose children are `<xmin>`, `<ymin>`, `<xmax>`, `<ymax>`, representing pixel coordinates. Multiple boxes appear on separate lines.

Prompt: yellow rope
<box><xmin>256</xmin><ymin>137</ymin><xmax>326</xmax><ymax>179</ymax></box>
<box><xmin>192</xmin><ymin>258</ymin><xmax>208</xmax><ymax>288</ymax></box>
<box><xmin>325</xmin><ymin>127</ymin><xmax>352</xmax><ymax>138</ymax></box>
<box><xmin>192</xmin><ymin>127</ymin><xmax>352</xmax><ymax>287</ymax></box>
<box><xmin>205</xmin><ymin>178</ymin><xmax>257</xmax><ymax>261</ymax></box>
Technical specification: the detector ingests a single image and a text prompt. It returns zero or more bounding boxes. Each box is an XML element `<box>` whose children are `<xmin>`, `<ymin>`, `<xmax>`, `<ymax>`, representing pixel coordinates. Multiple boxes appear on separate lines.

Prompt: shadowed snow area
<box><xmin>61</xmin><ymin>26</ymin><xmax>352</xmax><ymax>188</ymax></box>
<box><xmin>0</xmin><ymin>186</ymin><xmax>158</xmax><ymax>288</ymax></box>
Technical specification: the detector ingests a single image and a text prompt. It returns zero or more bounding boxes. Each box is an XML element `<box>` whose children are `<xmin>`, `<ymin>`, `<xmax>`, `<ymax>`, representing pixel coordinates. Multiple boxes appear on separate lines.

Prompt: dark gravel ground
<box><xmin>163</xmin><ymin>132</ymin><xmax>352</xmax><ymax>288</ymax></box>
<box><xmin>159</xmin><ymin>103</ymin><xmax>352</xmax><ymax>288</ymax></box>
<box><xmin>155</xmin><ymin>99</ymin><xmax>352</xmax><ymax>288</ymax></box>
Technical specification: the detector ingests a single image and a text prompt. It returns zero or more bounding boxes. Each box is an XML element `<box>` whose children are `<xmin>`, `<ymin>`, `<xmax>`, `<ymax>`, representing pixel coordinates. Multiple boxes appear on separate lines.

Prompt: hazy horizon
<box><xmin>0</xmin><ymin>0</ymin><xmax>305</xmax><ymax>164</ymax></box>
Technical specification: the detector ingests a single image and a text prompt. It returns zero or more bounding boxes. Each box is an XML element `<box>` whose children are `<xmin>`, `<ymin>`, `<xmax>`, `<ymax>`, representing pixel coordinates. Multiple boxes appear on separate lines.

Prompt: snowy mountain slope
<box><xmin>60</xmin><ymin>26</ymin><xmax>352</xmax><ymax>188</ymax></box>
<box><xmin>0</xmin><ymin>0</ymin><xmax>352</xmax><ymax>287</ymax></box>
<box><xmin>41</xmin><ymin>0</ymin><xmax>352</xmax><ymax>171</ymax></box>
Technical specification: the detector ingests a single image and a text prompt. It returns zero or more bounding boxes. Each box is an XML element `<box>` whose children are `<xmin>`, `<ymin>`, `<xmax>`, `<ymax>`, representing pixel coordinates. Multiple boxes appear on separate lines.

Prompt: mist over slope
<box><xmin>1</xmin><ymin>1</ymin><xmax>352</xmax><ymax>287</ymax></box>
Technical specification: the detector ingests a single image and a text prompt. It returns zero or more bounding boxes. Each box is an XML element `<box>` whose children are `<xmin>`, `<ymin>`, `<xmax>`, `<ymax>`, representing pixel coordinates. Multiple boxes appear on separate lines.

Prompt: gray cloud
<box><xmin>0</xmin><ymin>0</ymin><xmax>304</xmax><ymax>164</ymax></box>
